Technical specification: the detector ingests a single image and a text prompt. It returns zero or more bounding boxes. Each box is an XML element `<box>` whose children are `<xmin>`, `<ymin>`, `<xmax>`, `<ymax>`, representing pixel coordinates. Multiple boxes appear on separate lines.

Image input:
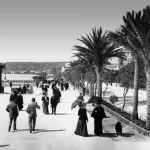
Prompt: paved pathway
<box><xmin>0</xmin><ymin>86</ymin><xmax>149</xmax><ymax>150</ymax></box>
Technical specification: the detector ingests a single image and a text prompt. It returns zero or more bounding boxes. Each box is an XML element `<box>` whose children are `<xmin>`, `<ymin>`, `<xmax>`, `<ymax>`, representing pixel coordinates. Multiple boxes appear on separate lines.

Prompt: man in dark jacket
<box><xmin>50</xmin><ymin>93</ymin><xmax>58</xmax><ymax>115</ymax></box>
<box><xmin>26</xmin><ymin>98</ymin><xmax>40</xmax><ymax>133</ymax></box>
<box><xmin>17</xmin><ymin>92</ymin><xmax>24</xmax><ymax>110</ymax></box>
<box><xmin>6</xmin><ymin>101</ymin><xmax>19</xmax><ymax>132</ymax></box>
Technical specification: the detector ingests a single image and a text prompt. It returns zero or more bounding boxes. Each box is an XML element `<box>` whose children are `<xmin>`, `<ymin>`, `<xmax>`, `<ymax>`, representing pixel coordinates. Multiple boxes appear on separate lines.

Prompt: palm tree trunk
<box><xmin>121</xmin><ymin>87</ymin><xmax>128</xmax><ymax>111</ymax></box>
<box><xmin>89</xmin><ymin>82</ymin><xmax>93</xmax><ymax>96</ymax></box>
<box><xmin>96</xmin><ymin>69</ymin><xmax>102</xmax><ymax>98</ymax></box>
<box><xmin>103</xmin><ymin>83</ymin><xmax>108</xmax><ymax>99</ymax></box>
<box><xmin>131</xmin><ymin>58</ymin><xmax>139</xmax><ymax>120</ymax></box>
<box><xmin>146</xmin><ymin>66</ymin><xmax>150</xmax><ymax>130</ymax></box>
<box><xmin>94</xmin><ymin>83</ymin><xmax>97</xmax><ymax>96</ymax></box>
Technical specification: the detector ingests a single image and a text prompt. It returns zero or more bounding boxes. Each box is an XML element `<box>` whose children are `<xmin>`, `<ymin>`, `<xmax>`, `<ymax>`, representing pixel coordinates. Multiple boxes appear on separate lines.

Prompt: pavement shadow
<box><xmin>0</xmin><ymin>92</ymin><xmax>11</xmax><ymax>94</ymax></box>
<box><xmin>54</xmin><ymin>113</ymin><xmax>75</xmax><ymax>115</ymax></box>
<box><xmin>139</xmin><ymin>100</ymin><xmax>147</xmax><ymax>106</ymax></box>
<box><xmin>33</xmin><ymin>129</ymin><xmax>66</xmax><ymax>134</ymax></box>
<box><xmin>14</xmin><ymin>129</ymin><xmax>29</xmax><ymax>132</ymax></box>
<box><xmin>0</xmin><ymin>145</ymin><xmax>9</xmax><ymax>147</ymax></box>
<box><xmin>121</xmin><ymin>133</ymin><xmax>134</xmax><ymax>137</ymax></box>
<box><xmin>104</xmin><ymin>91</ymin><xmax>115</xmax><ymax>95</ymax></box>
<box><xmin>100</xmin><ymin>132</ymin><xmax>134</xmax><ymax>138</ymax></box>
<box><xmin>88</xmin><ymin>134</ymin><xmax>97</xmax><ymax>137</ymax></box>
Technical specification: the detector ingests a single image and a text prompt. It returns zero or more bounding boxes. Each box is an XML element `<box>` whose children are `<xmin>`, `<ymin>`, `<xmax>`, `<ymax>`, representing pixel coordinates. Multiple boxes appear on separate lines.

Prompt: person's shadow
<box><xmin>33</xmin><ymin>129</ymin><xmax>66</xmax><ymax>134</ymax></box>
<box><xmin>0</xmin><ymin>145</ymin><xmax>9</xmax><ymax>147</ymax></box>
<box><xmin>100</xmin><ymin>132</ymin><xmax>134</xmax><ymax>138</ymax></box>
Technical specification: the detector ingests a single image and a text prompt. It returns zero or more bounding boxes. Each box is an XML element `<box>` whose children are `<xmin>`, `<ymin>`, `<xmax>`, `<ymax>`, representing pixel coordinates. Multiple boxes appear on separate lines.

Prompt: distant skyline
<box><xmin>0</xmin><ymin>0</ymin><xmax>149</xmax><ymax>62</ymax></box>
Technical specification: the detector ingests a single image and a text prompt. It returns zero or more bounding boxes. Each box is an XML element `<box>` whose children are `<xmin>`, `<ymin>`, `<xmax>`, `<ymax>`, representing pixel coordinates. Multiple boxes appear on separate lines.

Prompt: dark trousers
<box><xmin>28</xmin><ymin>116</ymin><xmax>36</xmax><ymax>130</ymax></box>
<box><xmin>9</xmin><ymin>117</ymin><xmax>17</xmax><ymax>130</ymax></box>
<box><xmin>51</xmin><ymin>105</ymin><xmax>57</xmax><ymax>114</ymax></box>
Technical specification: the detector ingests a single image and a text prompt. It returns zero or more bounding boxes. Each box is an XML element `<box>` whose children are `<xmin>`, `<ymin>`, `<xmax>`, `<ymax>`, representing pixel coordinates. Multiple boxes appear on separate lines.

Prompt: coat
<box><xmin>6</xmin><ymin>101</ymin><xmax>19</xmax><ymax>118</ymax></box>
<box><xmin>51</xmin><ymin>95</ymin><xmax>58</xmax><ymax>106</ymax></box>
<box><xmin>26</xmin><ymin>102</ymin><xmax>40</xmax><ymax>117</ymax></box>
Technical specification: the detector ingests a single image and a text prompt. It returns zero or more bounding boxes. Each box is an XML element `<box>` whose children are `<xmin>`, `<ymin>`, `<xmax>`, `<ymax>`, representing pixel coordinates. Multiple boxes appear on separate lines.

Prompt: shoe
<box><xmin>14</xmin><ymin>128</ymin><xmax>17</xmax><ymax>130</ymax></box>
<box><xmin>32</xmin><ymin>129</ymin><xmax>35</xmax><ymax>131</ymax></box>
<box><xmin>30</xmin><ymin>129</ymin><xmax>32</xmax><ymax>133</ymax></box>
<box><xmin>8</xmin><ymin>129</ymin><xmax>10</xmax><ymax>132</ymax></box>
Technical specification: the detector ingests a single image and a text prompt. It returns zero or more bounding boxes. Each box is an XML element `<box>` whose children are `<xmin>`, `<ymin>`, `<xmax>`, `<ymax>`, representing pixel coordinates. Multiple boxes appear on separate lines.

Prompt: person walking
<box><xmin>41</xmin><ymin>93</ymin><xmax>49</xmax><ymax>114</ymax></box>
<box><xmin>17</xmin><ymin>92</ymin><xmax>24</xmax><ymax>111</ymax></box>
<box><xmin>55</xmin><ymin>88</ymin><xmax>61</xmax><ymax>103</ymax></box>
<box><xmin>9</xmin><ymin>90</ymin><xmax>18</xmax><ymax>102</ymax></box>
<box><xmin>77</xmin><ymin>92</ymin><xmax>84</xmax><ymax>101</ymax></box>
<box><xmin>6</xmin><ymin>100</ymin><xmax>19</xmax><ymax>132</ymax></box>
<box><xmin>36</xmin><ymin>82</ymin><xmax>39</xmax><ymax>88</ymax></box>
<box><xmin>91</xmin><ymin>100</ymin><xmax>107</xmax><ymax>136</ymax></box>
<box><xmin>74</xmin><ymin>103</ymin><xmax>88</xmax><ymax>137</ymax></box>
<box><xmin>26</xmin><ymin>98</ymin><xmax>40</xmax><ymax>133</ymax></box>
<box><xmin>9</xmin><ymin>81</ymin><xmax>12</xmax><ymax>90</ymax></box>
<box><xmin>50</xmin><ymin>93</ymin><xmax>58</xmax><ymax>115</ymax></box>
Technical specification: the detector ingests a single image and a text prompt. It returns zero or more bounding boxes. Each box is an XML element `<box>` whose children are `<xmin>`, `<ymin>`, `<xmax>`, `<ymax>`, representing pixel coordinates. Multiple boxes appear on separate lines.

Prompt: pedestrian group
<box><xmin>6</xmin><ymin>79</ymin><xmax>109</xmax><ymax>136</ymax></box>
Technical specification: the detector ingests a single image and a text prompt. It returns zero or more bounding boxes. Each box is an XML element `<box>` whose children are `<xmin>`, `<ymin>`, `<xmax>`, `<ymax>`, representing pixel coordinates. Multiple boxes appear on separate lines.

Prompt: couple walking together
<box><xmin>42</xmin><ymin>91</ymin><xmax>61</xmax><ymax>115</ymax></box>
<box><xmin>74</xmin><ymin>99</ymin><xmax>106</xmax><ymax>137</ymax></box>
<box><xmin>6</xmin><ymin>97</ymin><xmax>40</xmax><ymax>133</ymax></box>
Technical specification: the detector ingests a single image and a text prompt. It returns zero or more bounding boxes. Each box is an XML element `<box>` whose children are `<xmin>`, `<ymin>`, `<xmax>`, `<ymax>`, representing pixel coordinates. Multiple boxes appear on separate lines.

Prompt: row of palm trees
<box><xmin>63</xmin><ymin>6</ymin><xmax>150</xmax><ymax>130</ymax></box>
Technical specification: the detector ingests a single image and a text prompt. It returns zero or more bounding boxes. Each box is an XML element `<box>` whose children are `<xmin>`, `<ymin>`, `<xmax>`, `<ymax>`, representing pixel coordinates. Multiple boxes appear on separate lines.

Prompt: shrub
<box><xmin>109</xmin><ymin>95</ymin><xmax>118</xmax><ymax>105</ymax></box>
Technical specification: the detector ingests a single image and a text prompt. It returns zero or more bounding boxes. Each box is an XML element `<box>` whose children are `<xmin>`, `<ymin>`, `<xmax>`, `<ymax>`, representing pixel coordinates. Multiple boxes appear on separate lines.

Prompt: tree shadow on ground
<box><xmin>100</xmin><ymin>132</ymin><xmax>134</xmax><ymax>138</ymax></box>
<box><xmin>138</xmin><ymin>100</ymin><xmax>147</xmax><ymax>106</ymax></box>
<box><xmin>0</xmin><ymin>145</ymin><xmax>9</xmax><ymax>147</ymax></box>
<box><xmin>104</xmin><ymin>91</ymin><xmax>114</xmax><ymax>95</ymax></box>
<box><xmin>33</xmin><ymin>129</ymin><xmax>66</xmax><ymax>134</ymax></box>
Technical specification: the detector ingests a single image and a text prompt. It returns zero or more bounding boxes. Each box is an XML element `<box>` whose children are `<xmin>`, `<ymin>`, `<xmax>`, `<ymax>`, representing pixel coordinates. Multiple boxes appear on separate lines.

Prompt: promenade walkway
<box><xmin>0</xmin><ymin>85</ymin><xmax>149</xmax><ymax>150</ymax></box>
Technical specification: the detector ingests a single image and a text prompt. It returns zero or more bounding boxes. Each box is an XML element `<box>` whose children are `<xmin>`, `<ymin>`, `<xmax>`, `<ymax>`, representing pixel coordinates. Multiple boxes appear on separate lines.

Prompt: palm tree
<box><xmin>108</xmin><ymin>28</ymin><xmax>141</xmax><ymax>120</ymax></box>
<box><xmin>121</xmin><ymin>6</ymin><xmax>150</xmax><ymax>129</ymax></box>
<box><xmin>73</xmin><ymin>27</ymin><xmax>126</xmax><ymax>98</ymax></box>
<box><xmin>73</xmin><ymin>54</ymin><xmax>96</xmax><ymax>96</ymax></box>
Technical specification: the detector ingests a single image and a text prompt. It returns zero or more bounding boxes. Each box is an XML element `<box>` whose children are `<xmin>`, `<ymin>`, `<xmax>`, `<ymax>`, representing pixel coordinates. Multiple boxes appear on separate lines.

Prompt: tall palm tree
<box><xmin>73</xmin><ymin>27</ymin><xmax>126</xmax><ymax>98</ymax></box>
<box><xmin>108</xmin><ymin>28</ymin><xmax>141</xmax><ymax>120</ymax></box>
<box><xmin>121</xmin><ymin>6</ymin><xmax>150</xmax><ymax>129</ymax></box>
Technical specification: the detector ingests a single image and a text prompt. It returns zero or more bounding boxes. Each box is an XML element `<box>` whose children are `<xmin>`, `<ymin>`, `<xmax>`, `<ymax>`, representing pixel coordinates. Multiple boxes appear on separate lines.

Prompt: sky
<box><xmin>0</xmin><ymin>0</ymin><xmax>149</xmax><ymax>62</ymax></box>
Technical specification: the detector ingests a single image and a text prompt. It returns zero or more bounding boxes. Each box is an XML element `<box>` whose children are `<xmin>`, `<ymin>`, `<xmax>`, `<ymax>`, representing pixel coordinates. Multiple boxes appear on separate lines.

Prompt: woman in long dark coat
<box><xmin>91</xmin><ymin>100</ymin><xmax>106</xmax><ymax>136</ymax></box>
<box><xmin>42</xmin><ymin>93</ymin><xmax>49</xmax><ymax>115</ymax></box>
<box><xmin>74</xmin><ymin>103</ymin><xmax>88</xmax><ymax>137</ymax></box>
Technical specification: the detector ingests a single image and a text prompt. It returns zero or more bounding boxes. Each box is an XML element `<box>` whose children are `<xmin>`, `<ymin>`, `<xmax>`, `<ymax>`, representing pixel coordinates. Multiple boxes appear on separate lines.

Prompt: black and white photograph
<box><xmin>0</xmin><ymin>0</ymin><xmax>150</xmax><ymax>149</ymax></box>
